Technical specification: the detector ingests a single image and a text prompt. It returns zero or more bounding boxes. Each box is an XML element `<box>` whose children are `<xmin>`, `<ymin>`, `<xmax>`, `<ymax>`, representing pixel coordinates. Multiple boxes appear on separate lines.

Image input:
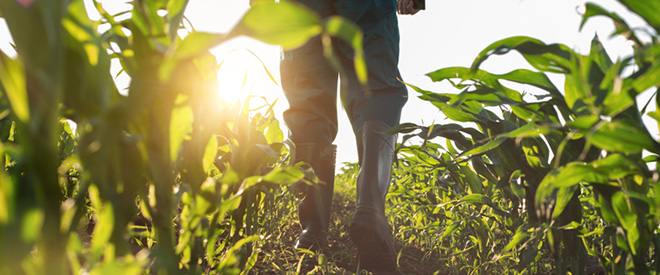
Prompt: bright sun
<box><xmin>213</xmin><ymin>38</ymin><xmax>282</xmax><ymax>106</ymax></box>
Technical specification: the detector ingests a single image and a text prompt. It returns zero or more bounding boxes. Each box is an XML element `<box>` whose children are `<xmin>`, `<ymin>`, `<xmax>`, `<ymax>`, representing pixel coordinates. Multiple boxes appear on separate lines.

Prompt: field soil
<box><xmin>251</xmin><ymin>193</ymin><xmax>444</xmax><ymax>274</ymax></box>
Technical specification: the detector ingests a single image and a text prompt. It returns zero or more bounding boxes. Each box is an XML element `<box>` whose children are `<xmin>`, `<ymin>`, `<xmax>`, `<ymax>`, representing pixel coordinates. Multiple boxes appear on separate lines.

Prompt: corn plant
<box><xmin>0</xmin><ymin>0</ymin><xmax>365</xmax><ymax>274</ymax></box>
<box><xmin>390</xmin><ymin>0</ymin><xmax>660</xmax><ymax>273</ymax></box>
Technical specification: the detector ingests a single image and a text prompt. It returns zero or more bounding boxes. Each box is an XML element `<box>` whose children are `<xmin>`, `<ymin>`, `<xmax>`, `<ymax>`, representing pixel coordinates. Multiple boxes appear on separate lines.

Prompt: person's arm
<box><xmin>397</xmin><ymin>0</ymin><xmax>422</xmax><ymax>15</ymax></box>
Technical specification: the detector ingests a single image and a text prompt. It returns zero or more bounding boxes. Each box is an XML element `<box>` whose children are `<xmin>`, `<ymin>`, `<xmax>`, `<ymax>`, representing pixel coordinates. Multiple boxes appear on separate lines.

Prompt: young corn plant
<box><xmin>391</xmin><ymin>0</ymin><xmax>660</xmax><ymax>273</ymax></box>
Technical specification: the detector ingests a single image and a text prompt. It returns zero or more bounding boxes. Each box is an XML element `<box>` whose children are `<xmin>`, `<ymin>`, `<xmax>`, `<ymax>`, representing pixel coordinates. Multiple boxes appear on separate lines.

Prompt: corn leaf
<box><xmin>551</xmin><ymin>185</ymin><xmax>577</xmax><ymax>219</ymax></box>
<box><xmin>471</xmin><ymin>36</ymin><xmax>573</xmax><ymax>74</ymax></box>
<box><xmin>460</xmin><ymin>137</ymin><xmax>506</xmax><ymax>158</ymax></box>
<box><xmin>0</xmin><ymin>51</ymin><xmax>28</xmax><ymax>122</ymax></box>
<box><xmin>617</xmin><ymin>0</ymin><xmax>660</xmax><ymax>33</ymax></box>
<box><xmin>611</xmin><ymin>191</ymin><xmax>640</xmax><ymax>255</ymax></box>
<box><xmin>262</xmin><ymin>167</ymin><xmax>304</xmax><ymax>184</ymax></box>
<box><xmin>170</xmin><ymin>106</ymin><xmax>193</xmax><ymax>162</ymax></box>
<box><xmin>202</xmin><ymin>136</ymin><xmax>218</xmax><ymax>173</ymax></box>
<box><xmin>237</xmin><ymin>1</ymin><xmax>322</xmax><ymax>50</ymax></box>
<box><xmin>504</xmin><ymin>228</ymin><xmax>529</xmax><ymax>252</ymax></box>
<box><xmin>324</xmin><ymin>16</ymin><xmax>366</xmax><ymax>84</ymax></box>
<box><xmin>572</xmin><ymin>119</ymin><xmax>660</xmax><ymax>154</ymax></box>
<box><xmin>460</xmin><ymin>194</ymin><xmax>492</xmax><ymax>205</ymax></box>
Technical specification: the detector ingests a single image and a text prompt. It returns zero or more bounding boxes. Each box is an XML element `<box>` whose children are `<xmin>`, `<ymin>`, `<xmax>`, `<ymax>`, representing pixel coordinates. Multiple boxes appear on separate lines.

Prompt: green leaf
<box><xmin>536</xmin><ymin>154</ymin><xmax>640</xmax><ymax>209</ymax></box>
<box><xmin>460</xmin><ymin>163</ymin><xmax>484</xmax><ymax>194</ymax></box>
<box><xmin>242</xmin><ymin>176</ymin><xmax>262</xmax><ymax>190</ymax></box>
<box><xmin>599</xmin><ymin>196</ymin><xmax>619</xmax><ymax>224</ymax></box>
<box><xmin>221</xmin><ymin>167</ymin><xmax>240</xmax><ymax>189</ymax></box>
<box><xmin>324</xmin><ymin>16</ymin><xmax>366</xmax><ymax>84</ymax></box>
<box><xmin>459</xmin><ymin>194</ymin><xmax>492</xmax><ymax>205</ymax></box>
<box><xmin>617</xmin><ymin>0</ymin><xmax>660</xmax><ymax>32</ymax></box>
<box><xmin>568</xmin><ymin>115</ymin><xmax>599</xmax><ymax>129</ymax></box>
<box><xmin>580</xmin><ymin>4</ymin><xmax>641</xmax><ymax>46</ymax></box>
<box><xmin>262</xmin><ymin>167</ymin><xmax>304</xmax><ymax>184</ymax></box>
<box><xmin>217</xmin><ymin>235</ymin><xmax>261</xmax><ymax>272</ymax></box>
<box><xmin>571</xmin><ymin>119</ymin><xmax>660</xmax><ymax>154</ymax></box>
<box><xmin>0</xmin><ymin>51</ymin><xmax>29</xmax><ymax>122</ymax></box>
<box><xmin>461</xmin><ymin>137</ymin><xmax>506</xmax><ymax>158</ymax></box>
<box><xmin>167</xmin><ymin>0</ymin><xmax>188</xmax><ymax>19</ymax></box>
<box><xmin>386</xmin><ymin>122</ymin><xmax>420</xmax><ymax>135</ymax></box>
<box><xmin>602</xmin><ymin>82</ymin><xmax>634</xmax><ymax>117</ymax></box>
<box><xmin>159</xmin><ymin>32</ymin><xmax>225</xmax><ymax>81</ymax></box>
<box><xmin>441</xmin><ymin>221</ymin><xmax>460</xmax><ymax>239</ymax></box>
<box><xmin>172</xmin><ymin>32</ymin><xmax>224</xmax><ymax>61</ymax></box>
<box><xmin>427</xmin><ymin>67</ymin><xmax>523</xmax><ymax>102</ymax></box>
<box><xmin>504</xmin><ymin>228</ymin><xmax>529</xmax><ymax>252</ymax></box>
<box><xmin>643</xmin><ymin>155</ymin><xmax>658</xmax><ymax>162</ymax></box>
<box><xmin>551</xmin><ymin>185</ymin><xmax>577</xmax><ymax>219</ymax></box>
<box><xmin>218</xmin><ymin>195</ymin><xmax>242</xmax><ymax>217</ymax></box>
<box><xmin>498</xmin><ymin>69</ymin><xmax>563</xmax><ymax>99</ymax></box>
<box><xmin>238</xmin><ymin>1</ymin><xmax>322</xmax><ymax>50</ymax></box>
<box><xmin>0</xmin><ymin>171</ymin><xmax>13</xmax><ymax>224</ymax></box>
<box><xmin>471</xmin><ymin>36</ymin><xmax>573</xmax><ymax>74</ymax></box>
<box><xmin>444</xmin><ymin>87</ymin><xmax>521</xmax><ymax>107</ymax></box>
<box><xmin>0</xmin><ymin>0</ymin><xmax>64</xmax><ymax>77</ymax></box>
<box><xmin>501</xmin><ymin>123</ymin><xmax>552</xmax><ymax>138</ymax></box>
<box><xmin>20</xmin><ymin>208</ymin><xmax>43</xmax><ymax>242</ymax></box>
<box><xmin>240</xmin><ymin>242</ymin><xmax>260</xmax><ymax>275</ymax></box>
<box><xmin>509</xmin><ymin>170</ymin><xmax>525</xmax><ymax>199</ymax></box>
<box><xmin>140</xmin><ymin>0</ymin><xmax>168</xmax><ymax>44</ymax></box>
<box><xmin>612</xmin><ymin>192</ymin><xmax>636</xmax><ymax>230</ymax></box>
<box><xmin>441</xmin><ymin>105</ymin><xmax>483</xmax><ymax>122</ymax></box>
<box><xmin>588</xmin><ymin>35</ymin><xmax>613</xmax><ymax>71</ymax></box>
<box><xmin>522</xmin><ymin>138</ymin><xmax>550</xmax><ymax>169</ymax></box>
<box><xmin>166</xmin><ymin>0</ymin><xmax>189</xmax><ymax>41</ymax></box>
<box><xmin>170</xmin><ymin>105</ymin><xmax>193</xmax><ymax>162</ymax></box>
<box><xmin>265</xmin><ymin>119</ymin><xmax>283</xmax><ymax>144</ymax></box>
<box><xmin>89</xmin><ymin>258</ymin><xmax>143</xmax><ymax>275</ymax></box>
<box><xmin>632</xmin><ymin>62</ymin><xmax>660</xmax><ymax>94</ymax></box>
<box><xmin>554</xmin><ymin>154</ymin><xmax>638</xmax><ymax>188</ymax></box>
<box><xmin>91</xmin><ymin>201</ymin><xmax>114</xmax><ymax>254</ymax></box>
<box><xmin>611</xmin><ymin>191</ymin><xmax>640</xmax><ymax>255</ymax></box>
<box><xmin>202</xmin><ymin>136</ymin><xmax>218</xmax><ymax>173</ymax></box>
<box><xmin>62</xmin><ymin>3</ymin><xmax>99</xmax><ymax>66</ymax></box>
<box><xmin>615</xmin><ymin>230</ymin><xmax>630</xmax><ymax>252</ymax></box>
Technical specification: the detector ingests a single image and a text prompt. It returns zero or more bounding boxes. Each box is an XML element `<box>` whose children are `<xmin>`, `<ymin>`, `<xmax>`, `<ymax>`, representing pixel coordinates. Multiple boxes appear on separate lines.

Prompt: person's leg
<box><xmin>334</xmin><ymin>1</ymin><xmax>407</xmax><ymax>272</ymax></box>
<box><xmin>280</xmin><ymin>1</ymin><xmax>338</xmax><ymax>250</ymax></box>
<box><xmin>339</xmin><ymin>6</ymin><xmax>407</xmax><ymax>132</ymax></box>
<box><xmin>282</xmin><ymin>36</ymin><xmax>339</xmax><ymax>145</ymax></box>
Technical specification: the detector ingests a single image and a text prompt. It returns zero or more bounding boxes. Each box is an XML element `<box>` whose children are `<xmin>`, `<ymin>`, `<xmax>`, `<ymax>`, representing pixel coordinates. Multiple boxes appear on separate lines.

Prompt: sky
<box><xmin>0</xmin><ymin>0</ymin><xmax>654</xmax><ymax>168</ymax></box>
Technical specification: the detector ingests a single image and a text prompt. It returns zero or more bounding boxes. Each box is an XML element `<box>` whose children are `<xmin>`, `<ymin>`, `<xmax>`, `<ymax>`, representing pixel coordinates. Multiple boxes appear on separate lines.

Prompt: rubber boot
<box><xmin>294</xmin><ymin>143</ymin><xmax>337</xmax><ymax>251</ymax></box>
<box><xmin>350</xmin><ymin>121</ymin><xmax>397</xmax><ymax>273</ymax></box>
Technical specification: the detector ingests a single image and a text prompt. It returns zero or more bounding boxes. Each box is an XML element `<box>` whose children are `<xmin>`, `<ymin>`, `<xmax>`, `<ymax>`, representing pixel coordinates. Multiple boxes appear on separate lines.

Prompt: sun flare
<box><xmin>213</xmin><ymin>39</ymin><xmax>282</xmax><ymax>105</ymax></box>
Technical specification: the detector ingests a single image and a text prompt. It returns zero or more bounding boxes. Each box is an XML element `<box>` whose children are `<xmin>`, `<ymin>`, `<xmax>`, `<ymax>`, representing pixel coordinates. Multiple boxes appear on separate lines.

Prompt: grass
<box><xmin>250</xmin><ymin>162</ymin><xmax>446</xmax><ymax>274</ymax></box>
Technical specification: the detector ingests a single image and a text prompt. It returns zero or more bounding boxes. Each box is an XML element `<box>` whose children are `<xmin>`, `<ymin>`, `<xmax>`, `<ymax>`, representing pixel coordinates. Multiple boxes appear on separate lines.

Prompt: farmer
<box><xmin>250</xmin><ymin>0</ymin><xmax>421</xmax><ymax>272</ymax></box>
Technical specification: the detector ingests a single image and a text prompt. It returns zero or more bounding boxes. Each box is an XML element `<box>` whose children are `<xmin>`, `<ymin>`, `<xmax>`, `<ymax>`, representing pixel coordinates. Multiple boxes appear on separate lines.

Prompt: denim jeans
<box><xmin>281</xmin><ymin>0</ymin><xmax>407</xmax><ymax>144</ymax></box>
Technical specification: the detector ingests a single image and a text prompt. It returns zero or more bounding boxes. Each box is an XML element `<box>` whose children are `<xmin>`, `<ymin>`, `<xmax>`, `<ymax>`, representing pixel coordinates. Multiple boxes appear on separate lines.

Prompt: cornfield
<box><xmin>0</xmin><ymin>0</ymin><xmax>659</xmax><ymax>274</ymax></box>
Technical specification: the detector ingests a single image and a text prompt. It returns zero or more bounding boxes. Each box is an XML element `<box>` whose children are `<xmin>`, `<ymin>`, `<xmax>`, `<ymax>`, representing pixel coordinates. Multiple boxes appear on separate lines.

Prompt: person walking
<box><xmin>251</xmin><ymin>0</ymin><xmax>421</xmax><ymax>273</ymax></box>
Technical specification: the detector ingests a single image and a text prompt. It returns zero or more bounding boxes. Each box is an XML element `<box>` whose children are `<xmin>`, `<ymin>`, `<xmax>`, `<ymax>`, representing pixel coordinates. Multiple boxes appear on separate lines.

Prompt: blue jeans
<box><xmin>281</xmin><ymin>0</ymin><xmax>407</xmax><ymax>144</ymax></box>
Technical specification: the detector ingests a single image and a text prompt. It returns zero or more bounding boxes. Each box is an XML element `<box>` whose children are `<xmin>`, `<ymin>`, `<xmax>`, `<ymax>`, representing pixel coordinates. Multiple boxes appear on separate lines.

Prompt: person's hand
<box><xmin>397</xmin><ymin>0</ymin><xmax>421</xmax><ymax>15</ymax></box>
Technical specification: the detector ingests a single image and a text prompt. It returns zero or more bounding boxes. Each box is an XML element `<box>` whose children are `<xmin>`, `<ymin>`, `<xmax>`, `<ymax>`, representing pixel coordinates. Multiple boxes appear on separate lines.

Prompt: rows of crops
<box><xmin>0</xmin><ymin>0</ymin><xmax>659</xmax><ymax>274</ymax></box>
<box><xmin>387</xmin><ymin>0</ymin><xmax>660</xmax><ymax>273</ymax></box>
<box><xmin>0</xmin><ymin>1</ymin><xmax>356</xmax><ymax>274</ymax></box>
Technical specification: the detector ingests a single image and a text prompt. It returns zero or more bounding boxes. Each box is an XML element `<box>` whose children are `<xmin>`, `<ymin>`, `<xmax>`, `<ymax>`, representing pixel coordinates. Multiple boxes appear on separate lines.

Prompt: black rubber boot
<box><xmin>350</xmin><ymin>121</ymin><xmax>398</xmax><ymax>273</ymax></box>
<box><xmin>294</xmin><ymin>143</ymin><xmax>337</xmax><ymax>251</ymax></box>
